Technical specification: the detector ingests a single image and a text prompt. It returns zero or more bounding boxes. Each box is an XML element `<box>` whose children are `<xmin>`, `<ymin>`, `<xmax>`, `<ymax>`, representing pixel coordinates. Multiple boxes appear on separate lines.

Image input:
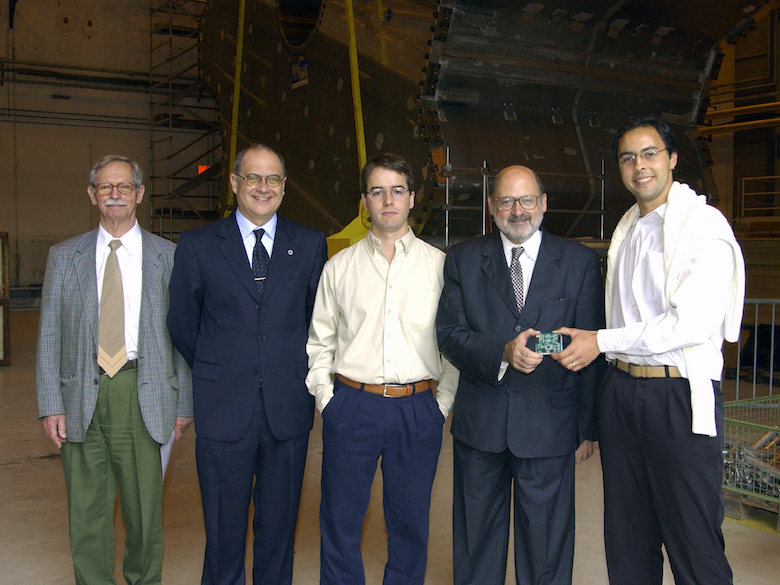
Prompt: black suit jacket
<box><xmin>167</xmin><ymin>212</ymin><xmax>327</xmax><ymax>442</ymax></box>
<box><xmin>436</xmin><ymin>229</ymin><xmax>605</xmax><ymax>458</ymax></box>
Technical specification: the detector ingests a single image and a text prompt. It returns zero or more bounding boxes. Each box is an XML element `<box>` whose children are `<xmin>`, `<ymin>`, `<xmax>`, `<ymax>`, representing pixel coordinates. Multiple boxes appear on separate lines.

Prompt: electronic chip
<box><xmin>535</xmin><ymin>332</ymin><xmax>563</xmax><ymax>355</ymax></box>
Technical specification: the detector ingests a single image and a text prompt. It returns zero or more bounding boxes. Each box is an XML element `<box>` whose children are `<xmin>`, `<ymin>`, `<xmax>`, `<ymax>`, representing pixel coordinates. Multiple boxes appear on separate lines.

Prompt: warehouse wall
<box><xmin>0</xmin><ymin>0</ymin><xmax>151</xmax><ymax>288</ymax></box>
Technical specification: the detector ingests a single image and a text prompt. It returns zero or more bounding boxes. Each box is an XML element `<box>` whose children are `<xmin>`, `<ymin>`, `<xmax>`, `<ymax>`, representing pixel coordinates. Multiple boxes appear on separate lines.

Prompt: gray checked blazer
<box><xmin>36</xmin><ymin>227</ymin><xmax>193</xmax><ymax>444</ymax></box>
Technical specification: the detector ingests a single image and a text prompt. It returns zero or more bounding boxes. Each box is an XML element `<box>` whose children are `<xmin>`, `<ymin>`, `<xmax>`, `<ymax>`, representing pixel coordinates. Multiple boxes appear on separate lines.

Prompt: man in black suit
<box><xmin>436</xmin><ymin>165</ymin><xmax>605</xmax><ymax>585</ymax></box>
<box><xmin>167</xmin><ymin>144</ymin><xmax>328</xmax><ymax>585</ymax></box>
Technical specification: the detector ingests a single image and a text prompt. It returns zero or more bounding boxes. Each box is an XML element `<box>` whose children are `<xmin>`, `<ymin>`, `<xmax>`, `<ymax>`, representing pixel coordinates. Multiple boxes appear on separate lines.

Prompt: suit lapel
<box><xmin>218</xmin><ymin>213</ymin><xmax>261</xmax><ymax>303</ymax></box>
<box><xmin>75</xmin><ymin>230</ymin><xmax>100</xmax><ymax>347</ymax></box>
<box><xmin>522</xmin><ymin>229</ymin><xmax>561</xmax><ymax>315</ymax></box>
<box><xmin>262</xmin><ymin>217</ymin><xmax>295</xmax><ymax>302</ymax></box>
<box><xmin>138</xmin><ymin>230</ymin><xmax>162</xmax><ymax>343</ymax></box>
<box><xmin>481</xmin><ymin>233</ymin><xmax>519</xmax><ymax>317</ymax></box>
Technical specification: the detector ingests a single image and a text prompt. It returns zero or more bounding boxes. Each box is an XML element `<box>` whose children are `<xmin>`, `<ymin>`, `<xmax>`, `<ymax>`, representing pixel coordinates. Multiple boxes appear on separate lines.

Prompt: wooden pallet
<box><xmin>723</xmin><ymin>490</ymin><xmax>780</xmax><ymax>532</ymax></box>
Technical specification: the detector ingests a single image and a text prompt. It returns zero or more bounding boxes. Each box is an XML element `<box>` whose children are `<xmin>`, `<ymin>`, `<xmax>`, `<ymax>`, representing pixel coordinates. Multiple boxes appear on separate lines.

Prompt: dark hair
<box><xmin>360</xmin><ymin>152</ymin><xmax>414</xmax><ymax>194</ymax></box>
<box><xmin>233</xmin><ymin>144</ymin><xmax>286</xmax><ymax>177</ymax></box>
<box><xmin>89</xmin><ymin>155</ymin><xmax>143</xmax><ymax>188</ymax></box>
<box><xmin>612</xmin><ymin>117</ymin><xmax>679</xmax><ymax>162</ymax></box>
<box><xmin>532</xmin><ymin>171</ymin><xmax>545</xmax><ymax>195</ymax></box>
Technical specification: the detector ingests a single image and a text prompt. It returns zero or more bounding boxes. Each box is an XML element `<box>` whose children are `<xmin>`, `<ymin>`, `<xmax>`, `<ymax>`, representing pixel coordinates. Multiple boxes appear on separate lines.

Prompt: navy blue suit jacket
<box><xmin>436</xmin><ymin>229</ymin><xmax>605</xmax><ymax>458</ymax></box>
<box><xmin>167</xmin><ymin>213</ymin><xmax>327</xmax><ymax>442</ymax></box>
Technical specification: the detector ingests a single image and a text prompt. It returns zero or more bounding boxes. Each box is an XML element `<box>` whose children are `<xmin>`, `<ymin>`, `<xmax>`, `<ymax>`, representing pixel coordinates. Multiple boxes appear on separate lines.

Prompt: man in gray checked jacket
<box><xmin>36</xmin><ymin>154</ymin><xmax>193</xmax><ymax>585</ymax></box>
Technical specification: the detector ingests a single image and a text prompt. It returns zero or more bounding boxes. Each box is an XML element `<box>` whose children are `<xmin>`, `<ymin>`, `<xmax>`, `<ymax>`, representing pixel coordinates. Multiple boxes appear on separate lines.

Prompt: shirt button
<box><xmin>252</xmin><ymin>368</ymin><xmax>259</xmax><ymax>375</ymax></box>
<box><xmin>259</xmin><ymin>335</ymin><xmax>265</xmax><ymax>341</ymax></box>
<box><xmin>515</xmin><ymin>325</ymin><xmax>522</xmax><ymax>332</ymax></box>
<box><xmin>93</xmin><ymin>379</ymin><xmax>98</xmax><ymax>385</ymax></box>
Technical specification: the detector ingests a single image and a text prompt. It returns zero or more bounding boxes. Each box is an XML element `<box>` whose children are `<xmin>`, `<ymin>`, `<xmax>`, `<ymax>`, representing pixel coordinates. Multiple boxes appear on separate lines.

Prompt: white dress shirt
<box><xmin>96</xmin><ymin>222</ymin><xmax>143</xmax><ymax>360</ymax></box>
<box><xmin>306</xmin><ymin>228</ymin><xmax>459</xmax><ymax>417</ymax></box>
<box><xmin>598</xmin><ymin>181</ymin><xmax>745</xmax><ymax>436</ymax></box>
<box><xmin>597</xmin><ymin>202</ymin><xmax>733</xmax><ymax>382</ymax></box>
<box><xmin>235</xmin><ymin>208</ymin><xmax>277</xmax><ymax>263</ymax></box>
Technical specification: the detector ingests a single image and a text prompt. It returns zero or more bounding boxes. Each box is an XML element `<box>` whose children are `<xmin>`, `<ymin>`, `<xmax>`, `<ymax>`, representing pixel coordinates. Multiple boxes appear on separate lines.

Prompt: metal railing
<box><xmin>438</xmin><ymin>147</ymin><xmax>606</xmax><ymax>248</ymax></box>
<box><xmin>737</xmin><ymin>176</ymin><xmax>780</xmax><ymax>227</ymax></box>
<box><xmin>731</xmin><ymin>299</ymin><xmax>780</xmax><ymax>400</ymax></box>
<box><xmin>721</xmin><ymin>300</ymin><xmax>780</xmax><ymax>517</ymax></box>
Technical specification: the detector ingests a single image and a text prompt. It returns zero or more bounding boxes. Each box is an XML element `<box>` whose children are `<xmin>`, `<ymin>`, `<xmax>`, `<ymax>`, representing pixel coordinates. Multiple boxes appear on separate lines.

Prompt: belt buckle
<box><xmin>382</xmin><ymin>383</ymin><xmax>407</xmax><ymax>397</ymax></box>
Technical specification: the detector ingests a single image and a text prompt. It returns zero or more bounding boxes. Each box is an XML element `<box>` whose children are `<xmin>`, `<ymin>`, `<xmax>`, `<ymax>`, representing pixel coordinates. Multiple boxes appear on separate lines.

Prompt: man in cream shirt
<box><xmin>307</xmin><ymin>152</ymin><xmax>458</xmax><ymax>585</ymax></box>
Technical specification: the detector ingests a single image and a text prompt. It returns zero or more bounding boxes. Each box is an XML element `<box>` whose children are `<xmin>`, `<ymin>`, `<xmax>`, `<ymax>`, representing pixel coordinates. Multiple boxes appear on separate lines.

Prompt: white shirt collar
<box><xmin>635</xmin><ymin>202</ymin><xmax>667</xmax><ymax>226</ymax></box>
<box><xmin>97</xmin><ymin>221</ymin><xmax>142</xmax><ymax>257</ymax></box>
<box><xmin>236</xmin><ymin>209</ymin><xmax>277</xmax><ymax>243</ymax></box>
<box><xmin>499</xmin><ymin>227</ymin><xmax>542</xmax><ymax>264</ymax></box>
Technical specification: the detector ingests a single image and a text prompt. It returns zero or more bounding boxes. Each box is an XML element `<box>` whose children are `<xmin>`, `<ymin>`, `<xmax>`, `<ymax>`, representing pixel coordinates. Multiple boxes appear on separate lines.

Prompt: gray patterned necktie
<box><xmin>98</xmin><ymin>239</ymin><xmax>127</xmax><ymax>377</ymax></box>
<box><xmin>511</xmin><ymin>246</ymin><xmax>525</xmax><ymax>314</ymax></box>
<box><xmin>252</xmin><ymin>228</ymin><xmax>270</xmax><ymax>299</ymax></box>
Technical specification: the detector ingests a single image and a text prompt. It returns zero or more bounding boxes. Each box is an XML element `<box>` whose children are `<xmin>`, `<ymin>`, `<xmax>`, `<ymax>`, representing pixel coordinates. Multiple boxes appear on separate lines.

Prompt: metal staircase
<box><xmin>149</xmin><ymin>0</ymin><xmax>222</xmax><ymax>241</ymax></box>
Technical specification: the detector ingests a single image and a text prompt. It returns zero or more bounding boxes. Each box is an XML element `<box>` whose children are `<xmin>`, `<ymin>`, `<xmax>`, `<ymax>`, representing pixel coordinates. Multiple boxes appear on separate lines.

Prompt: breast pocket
<box><xmin>403</xmin><ymin>290</ymin><xmax>440</xmax><ymax>329</ymax></box>
<box><xmin>537</xmin><ymin>297</ymin><xmax>571</xmax><ymax>329</ymax></box>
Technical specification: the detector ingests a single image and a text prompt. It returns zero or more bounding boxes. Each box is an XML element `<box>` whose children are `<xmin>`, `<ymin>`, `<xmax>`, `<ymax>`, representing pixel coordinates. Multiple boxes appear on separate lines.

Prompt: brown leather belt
<box><xmin>336</xmin><ymin>374</ymin><xmax>431</xmax><ymax>397</ymax></box>
<box><xmin>99</xmin><ymin>359</ymin><xmax>137</xmax><ymax>376</ymax></box>
<box><xmin>614</xmin><ymin>359</ymin><xmax>681</xmax><ymax>379</ymax></box>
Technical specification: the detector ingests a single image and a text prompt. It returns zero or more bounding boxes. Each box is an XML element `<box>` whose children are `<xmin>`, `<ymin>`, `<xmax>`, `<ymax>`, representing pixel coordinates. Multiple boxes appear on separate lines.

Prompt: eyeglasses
<box><xmin>235</xmin><ymin>173</ymin><xmax>285</xmax><ymax>188</ymax></box>
<box><xmin>94</xmin><ymin>182</ymin><xmax>135</xmax><ymax>195</ymax></box>
<box><xmin>618</xmin><ymin>148</ymin><xmax>667</xmax><ymax>166</ymax></box>
<box><xmin>366</xmin><ymin>187</ymin><xmax>410</xmax><ymax>200</ymax></box>
<box><xmin>492</xmin><ymin>195</ymin><xmax>541</xmax><ymax>211</ymax></box>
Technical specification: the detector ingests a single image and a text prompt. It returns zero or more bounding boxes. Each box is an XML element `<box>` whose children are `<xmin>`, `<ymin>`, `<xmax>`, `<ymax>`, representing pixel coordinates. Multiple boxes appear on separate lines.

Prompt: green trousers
<box><xmin>61</xmin><ymin>369</ymin><xmax>163</xmax><ymax>585</ymax></box>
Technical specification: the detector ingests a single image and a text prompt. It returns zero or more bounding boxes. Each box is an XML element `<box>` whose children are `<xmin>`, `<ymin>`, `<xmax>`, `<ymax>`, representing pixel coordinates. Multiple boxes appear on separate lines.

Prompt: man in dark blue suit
<box><xmin>167</xmin><ymin>144</ymin><xmax>327</xmax><ymax>585</ymax></box>
<box><xmin>436</xmin><ymin>165</ymin><xmax>605</xmax><ymax>585</ymax></box>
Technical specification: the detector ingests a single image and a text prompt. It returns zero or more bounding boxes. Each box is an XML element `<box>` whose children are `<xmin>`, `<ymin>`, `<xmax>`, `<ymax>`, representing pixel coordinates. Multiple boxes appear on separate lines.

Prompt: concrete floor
<box><xmin>1</xmin><ymin>309</ymin><xmax>778</xmax><ymax>585</ymax></box>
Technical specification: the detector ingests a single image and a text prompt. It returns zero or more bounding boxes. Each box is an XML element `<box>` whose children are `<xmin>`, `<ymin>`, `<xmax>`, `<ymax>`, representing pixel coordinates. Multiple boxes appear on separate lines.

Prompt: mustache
<box><xmin>507</xmin><ymin>214</ymin><xmax>531</xmax><ymax>223</ymax></box>
<box><xmin>104</xmin><ymin>200</ymin><xmax>129</xmax><ymax>207</ymax></box>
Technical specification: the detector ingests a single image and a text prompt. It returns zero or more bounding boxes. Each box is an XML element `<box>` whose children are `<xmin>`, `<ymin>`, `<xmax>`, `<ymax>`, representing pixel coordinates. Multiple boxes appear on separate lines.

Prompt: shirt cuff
<box><xmin>312</xmin><ymin>385</ymin><xmax>334</xmax><ymax>414</ymax></box>
<box><xmin>498</xmin><ymin>360</ymin><xmax>509</xmax><ymax>381</ymax></box>
<box><xmin>596</xmin><ymin>329</ymin><xmax>615</xmax><ymax>354</ymax></box>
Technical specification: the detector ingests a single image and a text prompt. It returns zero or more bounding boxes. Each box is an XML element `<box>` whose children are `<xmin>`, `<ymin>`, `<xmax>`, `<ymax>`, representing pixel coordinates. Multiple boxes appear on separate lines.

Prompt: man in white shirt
<box><xmin>36</xmin><ymin>155</ymin><xmax>193</xmax><ymax>584</ymax></box>
<box><xmin>555</xmin><ymin>117</ymin><xmax>745</xmax><ymax>585</ymax></box>
<box><xmin>306</xmin><ymin>152</ymin><xmax>459</xmax><ymax>585</ymax></box>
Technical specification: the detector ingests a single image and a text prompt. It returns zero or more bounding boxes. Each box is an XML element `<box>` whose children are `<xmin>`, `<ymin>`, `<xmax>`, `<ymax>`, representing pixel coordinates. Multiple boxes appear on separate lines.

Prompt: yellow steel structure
<box><xmin>326</xmin><ymin>0</ymin><xmax>370</xmax><ymax>257</ymax></box>
<box><xmin>227</xmin><ymin>0</ymin><xmax>248</xmax><ymax>210</ymax></box>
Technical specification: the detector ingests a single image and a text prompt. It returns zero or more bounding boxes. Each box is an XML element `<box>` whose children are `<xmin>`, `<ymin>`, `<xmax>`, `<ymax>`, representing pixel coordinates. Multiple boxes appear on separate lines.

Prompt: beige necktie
<box><xmin>98</xmin><ymin>239</ymin><xmax>127</xmax><ymax>377</ymax></box>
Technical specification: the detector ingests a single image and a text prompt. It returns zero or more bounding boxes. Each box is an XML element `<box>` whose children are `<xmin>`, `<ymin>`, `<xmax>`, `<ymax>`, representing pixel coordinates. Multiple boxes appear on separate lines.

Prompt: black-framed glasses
<box><xmin>235</xmin><ymin>173</ymin><xmax>285</xmax><ymax>188</ymax></box>
<box><xmin>493</xmin><ymin>195</ymin><xmax>541</xmax><ymax>211</ymax></box>
<box><xmin>618</xmin><ymin>148</ymin><xmax>667</xmax><ymax>166</ymax></box>
<box><xmin>366</xmin><ymin>187</ymin><xmax>409</xmax><ymax>200</ymax></box>
<box><xmin>94</xmin><ymin>182</ymin><xmax>135</xmax><ymax>195</ymax></box>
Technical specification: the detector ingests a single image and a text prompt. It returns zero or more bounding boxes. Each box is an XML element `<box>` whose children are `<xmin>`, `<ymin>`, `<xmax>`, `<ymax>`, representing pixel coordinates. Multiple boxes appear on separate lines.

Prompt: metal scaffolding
<box><xmin>149</xmin><ymin>0</ymin><xmax>222</xmax><ymax>241</ymax></box>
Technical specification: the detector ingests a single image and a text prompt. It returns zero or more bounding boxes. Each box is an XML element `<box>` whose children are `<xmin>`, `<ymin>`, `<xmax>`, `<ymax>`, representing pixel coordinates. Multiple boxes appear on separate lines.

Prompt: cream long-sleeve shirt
<box><xmin>306</xmin><ymin>228</ymin><xmax>459</xmax><ymax>417</ymax></box>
